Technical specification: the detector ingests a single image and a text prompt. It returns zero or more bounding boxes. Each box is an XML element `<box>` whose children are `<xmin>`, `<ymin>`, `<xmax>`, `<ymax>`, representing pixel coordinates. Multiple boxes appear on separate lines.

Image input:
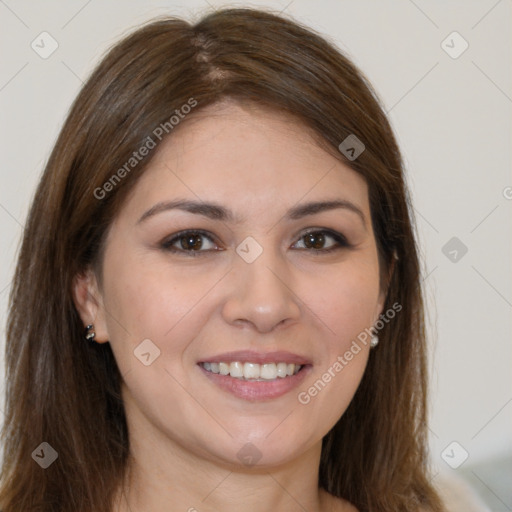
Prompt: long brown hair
<box><xmin>1</xmin><ymin>8</ymin><xmax>444</xmax><ymax>512</ymax></box>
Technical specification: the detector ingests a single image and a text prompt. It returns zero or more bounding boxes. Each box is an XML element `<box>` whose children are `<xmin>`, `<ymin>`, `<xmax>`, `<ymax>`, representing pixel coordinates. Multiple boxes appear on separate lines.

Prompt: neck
<box><xmin>113</xmin><ymin>403</ymin><xmax>341</xmax><ymax>512</ymax></box>
<box><xmin>118</xmin><ymin>438</ymin><xmax>330</xmax><ymax>512</ymax></box>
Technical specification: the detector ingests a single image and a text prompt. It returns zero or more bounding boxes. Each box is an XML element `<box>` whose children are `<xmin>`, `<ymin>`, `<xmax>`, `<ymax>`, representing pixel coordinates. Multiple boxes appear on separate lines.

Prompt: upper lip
<box><xmin>198</xmin><ymin>350</ymin><xmax>312</xmax><ymax>365</ymax></box>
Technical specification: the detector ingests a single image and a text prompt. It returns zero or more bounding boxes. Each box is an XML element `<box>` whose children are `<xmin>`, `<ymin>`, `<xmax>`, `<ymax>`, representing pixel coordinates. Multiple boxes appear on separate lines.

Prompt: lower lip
<box><xmin>198</xmin><ymin>364</ymin><xmax>312</xmax><ymax>401</ymax></box>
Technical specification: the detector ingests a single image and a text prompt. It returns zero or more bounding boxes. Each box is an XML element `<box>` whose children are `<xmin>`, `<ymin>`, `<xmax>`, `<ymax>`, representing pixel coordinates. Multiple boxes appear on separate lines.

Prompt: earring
<box><xmin>84</xmin><ymin>324</ymin><xmax>96</xmax><ymax>342</ymax></box>
<box><xmin>370</xmin><ymin>334</ymin><xmax>379</xmax><ymax>348</ymax></box>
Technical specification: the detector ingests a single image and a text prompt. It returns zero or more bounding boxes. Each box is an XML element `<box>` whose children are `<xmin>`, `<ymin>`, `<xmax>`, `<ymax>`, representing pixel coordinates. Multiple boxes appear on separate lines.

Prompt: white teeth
<box><xmin>243</xmin><ymin>362</ymin><xmax>260</xmax><ymax>379</ymax></box>
<box><xmin>201</xmin><ymin>361</ymin><xmax>303</xmax><ymax>380</ymax></box>
<box><xmin>230</xmin><ymin>361</ymin><xmax>244</xmax><ymax>378</ymax></box>
<box><xmin>260</xmin><ymin>363</ymin><xmax>277</xmax><ymax>380</ymax></box>
<box><xmin>276</xmin><ymin>362</ymin><xmax>287</xmax><ymax>378</ymax></box>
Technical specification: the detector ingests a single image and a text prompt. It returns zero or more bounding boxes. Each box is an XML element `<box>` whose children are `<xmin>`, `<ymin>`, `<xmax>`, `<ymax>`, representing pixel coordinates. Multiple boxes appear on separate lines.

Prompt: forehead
<box><xmin>121</xmin><ymin>101</ymin><xmax>370</xmax><ymax>223</ymax></box>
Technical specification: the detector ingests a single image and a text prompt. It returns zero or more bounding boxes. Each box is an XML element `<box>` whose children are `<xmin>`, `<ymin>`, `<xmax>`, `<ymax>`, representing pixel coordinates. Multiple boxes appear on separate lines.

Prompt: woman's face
<box><xmin>81</xmin><ymin>101</ymin><xmax>386</xmax><ymax>468</ymax></box>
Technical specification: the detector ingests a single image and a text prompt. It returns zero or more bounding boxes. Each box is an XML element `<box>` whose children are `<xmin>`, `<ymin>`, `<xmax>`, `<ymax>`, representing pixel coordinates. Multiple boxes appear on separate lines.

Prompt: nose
<box><xmin>221</xmin><ymin>245</ymin><xmax>301</xmax><ymax>334</ymax></box>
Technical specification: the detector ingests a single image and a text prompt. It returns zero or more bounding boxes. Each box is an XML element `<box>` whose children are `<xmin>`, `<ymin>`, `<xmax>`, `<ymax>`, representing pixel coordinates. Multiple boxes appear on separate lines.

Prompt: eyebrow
<box><xmin>137</xmin><ymin>198</ymin><xmax>366</xmax><ymax>227</ymax></box>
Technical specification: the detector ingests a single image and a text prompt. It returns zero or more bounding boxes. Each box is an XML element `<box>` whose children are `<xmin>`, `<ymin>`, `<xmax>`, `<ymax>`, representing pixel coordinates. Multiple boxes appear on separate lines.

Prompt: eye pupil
<box><xmin>181</xmin><ymin>234</ymin><xmax>203</xmax><ymax>250</ymax></box>
<box><xmin>304</xmin><ymin>232</ymin><xmax>325</xmax><ymax>249</ymax></box>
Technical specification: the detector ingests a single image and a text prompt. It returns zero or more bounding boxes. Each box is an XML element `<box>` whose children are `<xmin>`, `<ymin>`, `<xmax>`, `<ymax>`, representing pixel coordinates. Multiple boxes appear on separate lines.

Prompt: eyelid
<box><xmin>291</xmin><ymin>228</ymin><xmax>350</xmax><ymax>250</ymax></box>
<box><xmin>161</xmin><ymin>229</ymin><xmax>221</xmax><ymax>253</ymax></box>
<box><xmin>295</xmin><ymin>227</ymin><xmax>347</xmax><ymax>240</ymax></box>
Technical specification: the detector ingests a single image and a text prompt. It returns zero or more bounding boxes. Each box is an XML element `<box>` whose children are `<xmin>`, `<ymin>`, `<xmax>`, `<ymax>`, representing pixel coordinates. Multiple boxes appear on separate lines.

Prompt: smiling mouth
<box><xmin>199</xmin><ymin>361</ymin><xmax>303</xmax><ymax>381</ymax></box>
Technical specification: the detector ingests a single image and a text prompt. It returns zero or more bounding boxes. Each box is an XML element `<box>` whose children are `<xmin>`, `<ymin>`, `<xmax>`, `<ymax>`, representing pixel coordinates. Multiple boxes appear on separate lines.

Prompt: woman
<box><xmin>0</xmin><ymin>8</ymin><xmax>445</xmax><ymax>512</ymax></box>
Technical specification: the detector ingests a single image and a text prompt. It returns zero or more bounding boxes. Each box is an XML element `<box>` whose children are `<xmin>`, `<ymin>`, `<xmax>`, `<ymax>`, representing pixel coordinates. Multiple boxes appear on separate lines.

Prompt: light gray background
<box><xmin>1</xmin><ymin>0</ymin><xmax>511</xmax><ymax>509</ymax></box>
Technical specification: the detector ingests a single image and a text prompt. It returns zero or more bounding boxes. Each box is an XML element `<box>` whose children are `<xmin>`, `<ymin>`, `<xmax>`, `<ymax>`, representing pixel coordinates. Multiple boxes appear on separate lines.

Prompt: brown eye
<box><xmin>180</xmin><ymin>233</ymin><xmax>204</xmax><ymax>250</ymax></box>
<box><xmin>293</xmin><ymin>229</ymin><xmax>349</xmax><ymax>253</ymax></box>
<box><xmin>162</xmin><ymin>230</ymin><xmax>219</xmax><ymax>255</ymax></box>
<box><xmin>303</xmin><ymin>232</ymin><xmax>326</xmax><ymax>249</ymax></box>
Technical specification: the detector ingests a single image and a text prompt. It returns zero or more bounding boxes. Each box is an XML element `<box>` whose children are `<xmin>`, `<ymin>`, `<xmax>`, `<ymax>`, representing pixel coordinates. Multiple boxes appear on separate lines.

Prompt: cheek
<box><xmin>291</xmin><ymin>259</ymin><xmax>379</xmax><ymax>413</ymax></box>
<box><xmin>295</xmin><ymin>266</ymin><xmax>377</xmax><ymax>428</ymax></box>
<box><xmin>310</xmin><ymin>260</ymin><xmax>381</xmax><ymax>349</ymax></box>
<box><xmin>100</xmin><ymin>250</ymin><xmax>224</xmax><ymax>367</ymax></box>
<box><xmin>297</xmin><ymin>350</ymin><xmax>368</xmax><ymax>438</ymax></box>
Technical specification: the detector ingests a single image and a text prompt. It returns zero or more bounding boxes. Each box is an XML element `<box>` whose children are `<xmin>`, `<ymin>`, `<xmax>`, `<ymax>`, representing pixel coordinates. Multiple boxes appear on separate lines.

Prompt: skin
<box><xmin>74</xmin><ymin>100</ymin><xmax>387</xmax><ymax>512</ymax></box>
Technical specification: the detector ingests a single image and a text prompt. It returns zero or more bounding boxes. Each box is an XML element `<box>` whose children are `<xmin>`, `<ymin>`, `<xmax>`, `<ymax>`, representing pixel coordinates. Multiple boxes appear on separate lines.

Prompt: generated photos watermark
<box><xmin>297</xmin><ymin>301</ymin><xmax>402</xmax><ymax>405</ymax></box>
<box><xmin>94</xmin><ymin>97</ymin><xmax>198</xmax><ymax>200</ymax></box>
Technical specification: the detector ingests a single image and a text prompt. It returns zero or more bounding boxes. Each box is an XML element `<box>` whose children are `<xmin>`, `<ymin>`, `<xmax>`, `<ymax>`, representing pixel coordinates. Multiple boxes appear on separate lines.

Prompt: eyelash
<box><xmin>160</xmin><ymin>229</ymin><xmax>350</xmax><ymax>257</ymax></box>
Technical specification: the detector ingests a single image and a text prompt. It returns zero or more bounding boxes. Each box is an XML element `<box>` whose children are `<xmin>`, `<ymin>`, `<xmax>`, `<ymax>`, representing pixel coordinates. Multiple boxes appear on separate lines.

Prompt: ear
<box><xmin>375</xmin><ymin>251</ymin><xmax>398</xmax><ymax>320</ymax></box>
<box><xmin>72</xmin><ymin>268</ymin><xmax>109</xmax><ymax>343</ymax></box>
